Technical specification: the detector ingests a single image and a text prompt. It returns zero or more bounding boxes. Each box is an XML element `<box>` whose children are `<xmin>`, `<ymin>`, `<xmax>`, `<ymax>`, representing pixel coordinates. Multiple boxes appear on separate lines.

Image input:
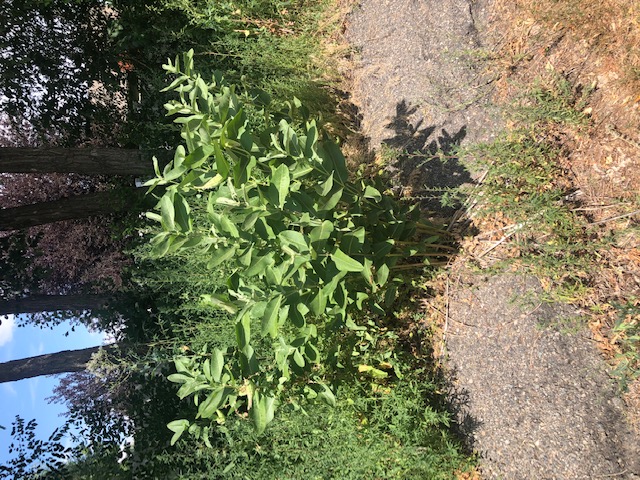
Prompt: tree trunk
<box><xmin>0</xmin><ymin>147</ymin><xmax>171</xmax><ymax>175</ymax></box>
<box><xmin>0</xmin><ymin>294</ymin><xmax>111</xmax><ymax>316</ymax></box>
<box><xmin>0</xmin><ymin>187</ymin><xmax>150</xmax><ymax>231</ymax></box>
<box><xmin>0</xmin><ymin>346</ymin><xmax>107</xmax><ymax>383</ymax></box>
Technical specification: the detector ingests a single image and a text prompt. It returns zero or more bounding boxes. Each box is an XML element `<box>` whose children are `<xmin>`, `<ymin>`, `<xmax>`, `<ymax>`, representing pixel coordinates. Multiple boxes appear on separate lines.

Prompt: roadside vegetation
<box><xmin>1</xmin><ymin>0</ymin><xmax>474</xmax><ymax>478</ymax></box>
<box><xmin>453</xmin><ymin>0</ymin><xmax>640</xmax><ymax>412</ymax></box>
<box><xmin>2</xmin><ymin>0</ymin><xmax>638</xmax><ymax>478</ymax></box>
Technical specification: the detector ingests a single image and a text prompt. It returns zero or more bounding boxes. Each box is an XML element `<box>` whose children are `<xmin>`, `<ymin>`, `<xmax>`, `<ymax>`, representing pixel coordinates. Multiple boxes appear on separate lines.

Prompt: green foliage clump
<box><xmin>143</xmin><ymin>50</ymin><xmax>449</xmax><ymax>441</ymax></box>
<box><xmin>163</xmin><ymin>379</ymin><xmax>468</xmax><ymax>480</ymax></box>
<box><xmin>112</xmin><ymin>0</ymin><xmax>339</xmax><ymax>147</ymax></box>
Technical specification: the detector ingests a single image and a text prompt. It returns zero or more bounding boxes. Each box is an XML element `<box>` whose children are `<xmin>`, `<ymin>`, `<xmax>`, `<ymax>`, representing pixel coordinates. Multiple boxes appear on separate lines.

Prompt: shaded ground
<box><xmin>345</xmin><ymin>0</ymin><xmax>640</xmax><ymax>478</ymax></box>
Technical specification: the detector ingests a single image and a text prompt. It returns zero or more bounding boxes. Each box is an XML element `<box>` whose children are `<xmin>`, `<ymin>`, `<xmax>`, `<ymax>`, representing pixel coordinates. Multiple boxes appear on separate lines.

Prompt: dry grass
<box><xmin>458</xmin><ymin>0</ymin><xmax>640</xmax><ymax>429</ymax></box>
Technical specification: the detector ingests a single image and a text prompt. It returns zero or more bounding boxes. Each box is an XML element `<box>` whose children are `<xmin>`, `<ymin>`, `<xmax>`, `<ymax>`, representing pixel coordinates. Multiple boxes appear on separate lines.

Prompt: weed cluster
<box><xmin>452</xmin><ymin>66</ymin><xmax>640</xmax><ymax>387</ymax></box>
<box><xmin>611</xmin><ymin>300</ymin><xmax>640</xmax><ymax>388</ymax></box>
<box><xmin>459</xmin><ymin>72</ymin><xmax>595</xmax><ymax>289</ymax></box>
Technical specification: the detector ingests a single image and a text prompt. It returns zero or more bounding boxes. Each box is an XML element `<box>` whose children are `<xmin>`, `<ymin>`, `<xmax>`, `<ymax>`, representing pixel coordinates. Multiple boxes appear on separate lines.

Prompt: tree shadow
<box><xmin>382</xmin><ymin>100</ymin><xmax>474</xmax><ymax>215</ymax></box>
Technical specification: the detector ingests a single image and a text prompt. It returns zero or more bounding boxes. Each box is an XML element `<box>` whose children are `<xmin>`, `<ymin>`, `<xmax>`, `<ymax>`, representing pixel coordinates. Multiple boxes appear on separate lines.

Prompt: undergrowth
<box><xmin>453</xmin><ymin>69</ymin><xmax>640</xmax><ymax>387</ymax></box>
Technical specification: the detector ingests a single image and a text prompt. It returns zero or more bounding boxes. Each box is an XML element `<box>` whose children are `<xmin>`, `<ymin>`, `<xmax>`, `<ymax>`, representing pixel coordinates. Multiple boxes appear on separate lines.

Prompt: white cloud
<box><xmin>2</xmin><ymin>382</ymin><xmax>17</xmax><ymax>396</ymax></box>
<box><xmin>0</xmin><ymin>314</ymin><xmax>15</xmax><ymax>347</ymax></box>
<box><xmin>29</xmin><ymin>377</ymin><xmax>40</xmax><ymax>408</ymax></box>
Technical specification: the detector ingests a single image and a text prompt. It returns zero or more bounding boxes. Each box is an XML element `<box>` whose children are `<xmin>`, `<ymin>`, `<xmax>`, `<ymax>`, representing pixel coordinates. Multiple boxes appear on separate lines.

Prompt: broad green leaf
<box><xmin>275</xmin><ymin>337</ymin><xmax>295</xmax><ymax>377</ymax></box>
<box><xmin>251</xmin><ymin>392</ymin><xmax>276</xmax><ymax>435</ymax></box>
<box><xmin>167</xmin><ymin>419</ymin><xmax>190</xmax><ymax>433</ymax></box>
<box><xmin>150</xmin><ymin>232</ymin><xmax>173</xmax><ymax>257</ymax></box>
<box><xmin>174</xmin><ymin>192</ymin><xmax>192</xmax><ymax>233</ymax></box>
<box><xmin>373</xmin><ymin>240</ymin><xmax>395</xmax><ymax>260</ymax></box>
<box><xmin>309</xmin><ymin>289</ymin><xmax>327</xmax><ymax>317</ymax></box>
<box><xmin>282</xmin><ymin>255</ymin><xmax>311</xmax><ymax>284</ymax></box>
<box><xmin>238</xmin><ymin>244</ymin><xmax>254</xmax><ymax>267</ymax></box>
<box><xmin>265</xmin><ymin>265</ymin><xmax>283</xmax><ymax>285</ymax></box>
<box><xmin>203</xmin><ymin>358</ymin><xmax>212</xmax><ymax>382</ymax></box>
<box><xmin>316</xmin><ymin>172</ymin><xmax>334</xmax><ymax>196</ymax></box>
<box><xmin>240</xmin><ymin>344</ymin><xmax>259</xmax><ymax>376</ymax></box>
<box><xmin>174</xmin><ymin>356</ymin><xmax>190</xmax><ymax>373</ymax></box>
<box><xmin>341</xmin><ymin>229</ymin><xmax>364</xmax><ymax>255</ymax></box>
<box><xmin>376</xmin><ymin>263</ymin><xmax>390</xmax><ymax>286</ymax></box>
<box><xmin>213</xmin><ymin>143</ymin><xmax>230</xmax><ymax>177</ymax></box>
<box><xmin>316</xmin><ymin>383</ymin><xmax>336</xmax><ymax>407</ymax></box>
<box><xmin>183</xmin><ymin>144</ymin><xmax>215</xmax><ymax>169</ymax></box>
<box><xmin>278</xmin><ymin>304</ymin><xmax>290</xmax><ymax>327</ymax></box>
<box><xmin>384</xmin><ymin>284</ymin><xmax>397</xmax><ymax>307</ymax></box>
<box><xmin>176</xmin><ymin>381</ymin><xmax>208</xmax><ymax>400</ymax></box>
<box><xmin>159</xmin><ymin>194</ymin><xmax>175</xmax><ymax>231</ymax></box>
<box><xmin>361</xmin><ymin>257</ymin><xmax>374</xmax><ymax>288</ymax></box>
<box><xmin>345</xmin><ymin>315</ymin><xmax>366</xmax><ymax>331</ymax></box>
<box><xmin>318</xmin><ymin>139</ymin><xmax>348</xmax><ymax>183</ymax></box>
<box><xmin>320</xmin><ymin>269</ymin><xmax>347</xmax><ymax>300</ymax></box>
<box><xmin>206</xmin><ymin>246</ymin><xmax>236</xmax><ymax>269</ymax></box>
<box><xmin>219</xmin><ymin>216</ymin><xmax>239</xmax><ymax>238</ymax></box>
<box><xmin>262</xmin><ymin>295</ymin><xmax>282</xmax><ymax>338</ymax></box>
<box><xmin>305</xmin><ymin>342</ymin><xmax>320</xmax><ymax>363</ymax></box>
<box><xmin>331</xmin><ymin>248</ymin><xmax>364</xmax><ymax>273</ymax></box>
<box><xmin>290</xmin><ymin>191</ymin><xmax>316</xmax><ymax>214</ymax></box>
<box><xmin>167</xmin><ymin>373</ymin><xmax>192</xmax><ymax>384</ymax></box>
<box><xmin>293</xmin><ymin>349</ymin><xmax>305</xmax><ymax>368</ymax></box>
<box><xmin>309</xmin><ymin>221</ymin><xmax>333</xmax><ymax>251</ymax></box>
<box><xmin>145</xmin><ymin>211</ymin><xmax>162</xmax><ymax>223</ymax></box>
<box><xmin>181</xmin><ymin>234</ymin><xmax>204</xmax><ymax>249</ymax></box>
<box><xmin>242</xmin><ymin>211</ymin><xmax>262</xmax><ymax>230</ymax></box>
<box><xmin>235</xmin><ymin>313</ymin><xmax>251</xmax><ymax>348</ymax></box>
<box><xmin>371</xmin><ymin>302</ymin><xmax>385</xmax><ymax>316</ymax></box>
<box><xmin>291</xmin><ymin>161</ymin><xmax>314</xmax><ymax>179</ymax></box>
<box><xmin>363</xmin><ymin>185</ymin><xmax>382</xmax><ymax>201</ymax></box>
<box><xmin>193</xmin><ymin>172</ymin><xmax>224</xmax><ymax>190</ymax></box>
<box><xmin>317</xmin><ymin>187</ymin><xmax>343</xmax><ymax>212</ymax></box>
<box><xmin>355</xmin><ymin>292</ymin><xmax>369</xmax><ymax>310</ymax></box>
<box><xmin>245</xmin><ymin>252</ymin><xmax>275</xmax><ymax>277</ymax></box>
<box><xmin>334</xmin><ymin>282</ymin><xmax>347</xmax><ymax>309</ymax></box>
<box><xmin>304</xmin><ymin>122</ymin><xmax>318</xmax><ymax>158</ymax></box>
<box><xmin>167</xmin><ymin>419</ymin><xmax>190</xmax><ymax>446</ymax></box>
<box><xmin>278</xmin><ymin>230</ymin><xmax>309</xmax><ymax>254</ymax></box>
<box><xmin>202</xmin><ymin>427</ymin><xmax>213</xmax><ymax>448</ymax></box>
<box><xmin>289</xmin><ymin>302</ymin><xmax>306</xmax><ymax>328</ymax></box>
<box><xmin>162</xmin><ymin>164</ymin><xmax>187</xmax><ymax>182</ymax></box>
<box><xmin>270</xmin><ymin>164</ymin><xmax>290</xmax><ymax>208</ymax></box>
<box><xmin>163</xmin><ymin>74</ymin><xmax>189</xmax><ymax>92</ymax></box>
<box><xmin>210</xmin><ymin>349</ymin><xmax>224</xmax><ymax>383</ymax></box>
<box><xmin>255</xmin><ymin>217</ymin><xmax>276</xmax><ymax>240</ymax></box>
<box><xmin>197</xmin><ymin>387</ymin><xmax>228</xmax><ymax>419</ymax></box>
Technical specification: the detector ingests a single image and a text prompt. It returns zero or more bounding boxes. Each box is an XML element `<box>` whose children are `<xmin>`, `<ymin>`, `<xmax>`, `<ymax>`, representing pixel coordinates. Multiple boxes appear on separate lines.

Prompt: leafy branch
<box><xmin>145</xmin><ymin>50</ymin><xmax>450</xmax><ymax>443</ymax></box>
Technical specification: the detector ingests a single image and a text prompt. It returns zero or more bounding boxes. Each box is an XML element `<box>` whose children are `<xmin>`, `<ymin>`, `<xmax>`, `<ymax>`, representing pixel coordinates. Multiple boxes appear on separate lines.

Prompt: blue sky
<box><xmin>0</xmin><ymin>314</ymin><xmax>104</xmax><ymax>466</ymax></box>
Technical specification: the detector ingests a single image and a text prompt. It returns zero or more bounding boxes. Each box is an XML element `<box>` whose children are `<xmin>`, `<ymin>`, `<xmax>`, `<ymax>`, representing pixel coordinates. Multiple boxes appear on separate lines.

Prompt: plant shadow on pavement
<box><xmin>444</xmin><ymin>371</ymin><xmax>483</xmax><ymax>454</ymax></box>
<box><xmin>381</xmin><ymin>100</ymin><xmax>475</xmax><ymax>216</ymax></box>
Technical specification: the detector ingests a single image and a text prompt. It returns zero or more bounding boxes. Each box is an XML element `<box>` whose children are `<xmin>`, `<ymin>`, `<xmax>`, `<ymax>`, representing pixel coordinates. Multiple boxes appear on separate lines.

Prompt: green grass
<box><xmin>456</xmin><ymin>71</ymin><xmax>603</xmax><ymax>300</ymax></box>
<box><xmin>611</xmin><ymin>299</ymin><xmax>640</xmax><ymax>389</ymax></box>
<box><xmin>443</xmin><ymin>69</ymin><xmax>640</xmax><ymax>388</ymax></box>
<box><xmin>144</xmin><ymin>342</ymin><xmax>474</xmax><ymax>479</ymax></box>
